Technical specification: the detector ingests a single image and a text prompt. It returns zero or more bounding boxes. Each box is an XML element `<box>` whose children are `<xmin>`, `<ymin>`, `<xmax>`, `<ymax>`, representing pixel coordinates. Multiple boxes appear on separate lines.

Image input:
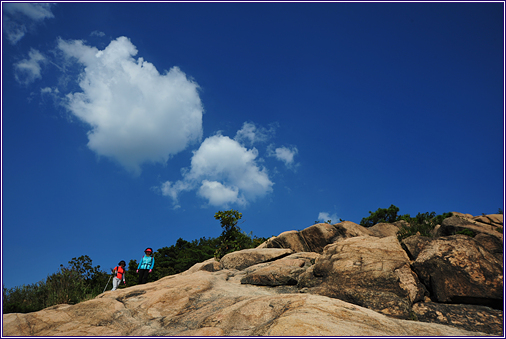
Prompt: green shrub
<box><xmin>456</xmin><ymin>228</ymin><xmax>475</xmax><ymax>237</ymax></box>
<box><xmin>3</xmin><ymin>256</ymin><xmax>108</xmax><ymax>314</ymax></box>
<box><xmin>151</xmin><ymin>237</ymin><xmax>221</xmax><ymax>281</ymax></box>
<box><xmin>397</xmin><ymin>212</ymin><xmax>453</xmax><ymax>241</ymax></box>
<box><xmin>214</xmin><ymin>210</ymin><xmax>267</xmax><ymax>260</ymax></box>
<box><xmin>360</xmin><ymin>205</ymin><xmax>400</xmax><ymax>227</ymax></box>
<box><xmin>2</xmin><ymin>282</ymin><xmax>47</xmax><ymax>313</ymax></box>
<box><xmin>360</xmin><ymin>204</ymin><xmax>453</xmax><ymax>240</ymax></box>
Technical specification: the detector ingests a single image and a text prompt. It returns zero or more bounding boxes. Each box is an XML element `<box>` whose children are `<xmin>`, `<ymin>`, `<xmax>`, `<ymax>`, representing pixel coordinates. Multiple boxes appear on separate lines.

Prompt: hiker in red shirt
<box><xmin>111</xmin><ymin>260</ymin><xmax>126</xmax><ymax>291</ymax></box>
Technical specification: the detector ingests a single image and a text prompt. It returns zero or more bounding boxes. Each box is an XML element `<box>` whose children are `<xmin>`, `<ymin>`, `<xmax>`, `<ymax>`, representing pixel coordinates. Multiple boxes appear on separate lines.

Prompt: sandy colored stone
<box><xmin>473</xmin><ymin>213</ymin><xmax>503</xmax><ymax>228</ymax></box>
<box><xmin>368</xmin><ymin>222</ymin><xmax>402</xmax><ymax>238</ymax></box>
<box><xmin>304</xmin><ymin>236</ymin><xmax>426</xmax><ymax>319</ymax></box>
<box><xmin>219</xmin><ymin>248</ymin><xmax>293</xmax><ymax>271</ymax></box>
<box><xmin>258</xmin><ymin>221</ymin><xmax>374</xmax><ymax>253</ymax></box>
<box><xmin>412</xmin><ymin>234</ymin><xmax>503</xmax><ymax>308</ymax></box>
<box><xmin>182</xmin><ymin>257</ymin><xmax>221</xmax><ymax>275</ymax></box>
<box><xmin>3</xmin><ymin>268</ymin><xmax>488</xmax><ymax>336</ymax></box>
<box><xmin>439</xmin><ymin>214</ymin><xmax>503</xmax><ymax>241</ymax></box>
<box><xmin>3</xmin><ymin>214</ymin><xmax>503</xmax><ymax>336</ymax></box>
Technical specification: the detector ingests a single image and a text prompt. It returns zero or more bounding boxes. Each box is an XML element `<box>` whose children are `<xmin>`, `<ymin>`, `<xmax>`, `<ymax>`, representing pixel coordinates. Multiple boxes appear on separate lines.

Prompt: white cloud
<box><xmin>160</xmin><ymin>133</ymin><xmax>274</xmax><ymax>208</ymax></box>
<box><xmin>159</xmin><ymin>180</ymin><xmax>192</xmax><ymax>209</ymax></box>
<box><xmin>90</xmin><ymin>30</ymin><xmax>105</xmax><ymax>37</ymax></box>
<box><xmin>14</xmin><ymin>49</ymin><xmax>46</xmax><ymax>85</ymax></box>
<box><xmin>268</xmin><ymin>145</ymin><xmax>299</xmax><ymax>168</ymax></box>
<box><xmin>198</xmin><ymin>180</ymin><xmax>245</xmax><ymax>207</ymax></box>
<box><xmin>318</xmin><ymin>212</ymin><xmax>339</xmax><ymax>224</ymax></box>
<box><xmin>234</xmin><ymin>121</ymin><xmax>276</xmax><ymax>146</ymax></box>
<box><xmin>3</xmin><ymin>3</ymin><xmax>54</xmax><ymax>20</ymax></box>
<box><xmin>186</xmin><ymin>134</ymin><xmax>273</xmax><ymax>198</ymax></box>
<box><xmin>57</xmin><ymin>36</ymin><xmax>204</xmax><ymax>175</ymax></box>
<box><xmin>3</xmin><ymin>3</ymin><xmax>55</xmax><ymax>44</ymax></box>
<box><xmin>41</xmin><ymin>87</ymin><xmax>59</xmax><ymax>94</ymax></box>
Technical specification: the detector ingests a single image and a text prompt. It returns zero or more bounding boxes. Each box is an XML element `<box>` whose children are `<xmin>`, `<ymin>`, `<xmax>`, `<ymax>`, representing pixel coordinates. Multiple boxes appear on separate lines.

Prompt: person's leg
<box><xmin>141</xmin><ymin>269</ymin><xmax>149</xmax><ymax>284</ymax></box>
<box><xmin>112</xmin><ymin>277</ymin><xmax>119</xmax><ymax>291</ymax></box>
<box><xmin>138</xmin><ymin>269</ymin><xmax>148</xmax><ymax>284</ymax></box>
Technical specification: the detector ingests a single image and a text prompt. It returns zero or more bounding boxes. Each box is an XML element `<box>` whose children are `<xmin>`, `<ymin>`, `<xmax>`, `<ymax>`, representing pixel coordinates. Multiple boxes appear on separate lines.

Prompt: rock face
<box><xmin>437</xmin><ymin>214</ymin><xmax>504</xmax><ymax>241</ymax></box>
<box><xmin>219</xmin><ymin>248</ymin><xmax>293</xmax><ymax>271</ymax></box>
<box><xmin>3</xmin><ymin>213</ymin><xmax>503</xmax><ymax>336</ymax></box>
<box><xmin>406</xmin><ymin>235</ymin><xmax>503</xmax><ymax>309</ymax></box>
<box><xmin>300</xmin><ymin>236</ymin><xmax>427</xmax><ymax>320</ymax></box>
<box><xmin>1</xmin><ymin>271</ymin><xmax>492</xmax><ymax>337</ymax></box>
<box><xmin>412</xmin><ymin>302</ymin><xmax>504</xmax><ymax>335</ymax></box>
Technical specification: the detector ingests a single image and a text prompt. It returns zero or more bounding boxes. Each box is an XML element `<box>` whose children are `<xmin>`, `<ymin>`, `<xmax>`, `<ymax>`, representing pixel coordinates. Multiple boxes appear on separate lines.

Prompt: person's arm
<box><xmin>149</xmin><ymin>257</ymin><xmax>155</xmax><ymax>271</ymax></box>
<box><xmin>137</xmin><ymin>257</ymin><xmax>143</xmax><ymax>272</ymax></box>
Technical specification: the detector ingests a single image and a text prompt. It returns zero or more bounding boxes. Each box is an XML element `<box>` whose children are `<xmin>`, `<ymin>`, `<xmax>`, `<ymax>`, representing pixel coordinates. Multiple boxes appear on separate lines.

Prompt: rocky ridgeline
<box><xmin>3</xmin><ymin>213</ymin><xmax>503</xmax><ymax>336</ymax></box>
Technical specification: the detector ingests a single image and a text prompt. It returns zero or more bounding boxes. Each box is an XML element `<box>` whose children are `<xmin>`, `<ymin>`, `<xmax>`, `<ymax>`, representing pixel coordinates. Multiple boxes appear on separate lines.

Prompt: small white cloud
<box><xmin>268</xmin><ymin>145</ymin><xmax>299</xmax><ymax>169</ymax></box>
<box><xmin>160</xmin><ymin>132</ymin><xmax>274</xmax><ymax>208</ymax></box>
<box><xmin>14</xmin><ymin>49</ymin><xmax>46</xmax><ymax>85</ymax></box>
<box><xmin>90</xmin><ymin>30</ymin><xmax>105</xmax><ymax>37</ymax></box>
<box><xmin>318</xmin><ymin>212</ymin><xmax>339</xmax><ymax>224</ymax></box>
<box><xmin>57</xmin><ymin>36</ymin><xmax>204</xmax><ymax>175</ymax></box>
<box><xmin>159</xmin><ymin>180</ymin><xmax>192</xmax><ymax>209</ymax></box>
<box><xmin>234</xmin><ymin>121</ymin><xmax>276</xmax><ymax>146</ymax></box>
<box><xmin>3</xmin><ymin>3</ymin><xmax>55</xmax><ymax>44</ymax></box>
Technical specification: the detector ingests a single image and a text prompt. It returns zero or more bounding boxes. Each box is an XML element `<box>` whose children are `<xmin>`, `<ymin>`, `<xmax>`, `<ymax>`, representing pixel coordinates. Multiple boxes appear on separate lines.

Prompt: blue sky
<box><xmin>2</xmin><ymin>2</ymin><xmax>504</xmax><ymax>290</ymax></box>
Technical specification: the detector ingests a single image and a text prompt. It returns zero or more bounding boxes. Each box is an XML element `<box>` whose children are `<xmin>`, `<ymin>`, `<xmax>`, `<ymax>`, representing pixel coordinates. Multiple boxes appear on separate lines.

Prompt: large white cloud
<box><xmin>3</xmin><ymin>3</ymin><xmax>55</xmax><ymax>44</ymax></box>
<box><xmin>57</xmin><ymin>36</ymin><xmax>204</xmax><ymax>174</ymax></box>
<box><xmin>161</xmin><ymin>133</ymin><xmax>274</xmax><ymax>207</ymax></box>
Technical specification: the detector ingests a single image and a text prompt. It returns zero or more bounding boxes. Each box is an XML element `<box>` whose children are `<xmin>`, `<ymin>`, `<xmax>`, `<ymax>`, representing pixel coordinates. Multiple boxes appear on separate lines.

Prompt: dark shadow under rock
<box><xmin>412</xmin><ymin>301</ymin><xmax>504</xmax><ymax>336</ymax></box>
<box><xmin>307</xmin><ymin>285</ymin><xmax>413</xmax><ymax>320</ymax></box>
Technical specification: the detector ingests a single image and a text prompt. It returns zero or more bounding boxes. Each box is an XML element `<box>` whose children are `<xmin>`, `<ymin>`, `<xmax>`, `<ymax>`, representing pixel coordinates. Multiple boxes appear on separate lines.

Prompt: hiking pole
<box><xmin>103</xmin><ymin>274</ymin><xmax>112</xmax><ymax>293</ymax></box>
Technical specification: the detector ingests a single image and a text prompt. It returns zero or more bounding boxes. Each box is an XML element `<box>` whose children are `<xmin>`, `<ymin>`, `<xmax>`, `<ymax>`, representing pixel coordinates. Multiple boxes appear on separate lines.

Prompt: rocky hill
<box><xmin>3</xmin><ymin>213</ymin><xmax>503</xmax><ymax>336</ymax></box>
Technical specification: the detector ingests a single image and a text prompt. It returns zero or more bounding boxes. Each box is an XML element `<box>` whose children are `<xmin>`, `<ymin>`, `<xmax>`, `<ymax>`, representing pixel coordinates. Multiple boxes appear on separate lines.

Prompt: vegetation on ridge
<box><xmin>359</xmin><ymin>204</ymin><xmax>453</xmax><ymax>240</ymax></box>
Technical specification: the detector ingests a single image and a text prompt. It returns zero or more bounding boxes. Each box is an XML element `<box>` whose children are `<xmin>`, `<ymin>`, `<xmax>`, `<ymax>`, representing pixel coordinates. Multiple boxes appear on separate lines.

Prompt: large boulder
<box><xmin>240</xmin><ymin>252</ymin><xmax>319</xmax><ymax>287</ymax></box>
<box><xmin>437</xmin><ymin>215</ymin><xmax>503</xmax><ymax>241</ymax></box>
<box><xmin>182</xmin><ymin>257</ymin><xmax>221</xmax><ymax>275</ymax></box>
<box><xmin>368</xmin><ymin>222</ymin><xmax>403</xmax><ymax>238</ymax></box>
<box><xmin>410</xmin><ymin>234</ymin><xmax>503</xmax><ymax>309</ymax></box>
<box><xmin>332</xmin><ymin>220</ymin><xmax>374</xmax><ymax>239</ymax></box>
<box><xmin>299</xmin><ymin>236</ymin><xmax>427</xmax><ymax>319</ymax></box>
<box><xmin>258</xmin><ymin>223</ymin><xmax>345</xmax><ymax>253</ymax></box>
<box><xmin>219</xmin><ymin>248</ymin><xmax>293</xmax><ymax>271</ymax></box>
<box><xmin>401</xmin><ymin>235</ymin><xmax>433</xmax><ymax>260</ymax></box>
<box><xmin>473</xmin><ymin>232</ymin><xmax>503</xmax><ymax>261</ymax></box>
<box><xmin>257</xmin><ymin>230</ymin><xmax>307</xmax><ymax>252</ymax></box>
<box><xmin>299</xmin><ymin>223</ymin><xmax>343</xmax><ymax>253</ymax></box>
<box><xmin>2</xmin><ymin>270</ymin><xmax>488</xmax><ymax>336</ymax></box>
<box><xmin>473</xmin><ymin>213</ymin><xmax>503</xmax><ymax>228</ymax></box>
<box><xmin>258</xmin><ymin>221</ymin><xmax>375</xmax><ymax>253</ymax></box>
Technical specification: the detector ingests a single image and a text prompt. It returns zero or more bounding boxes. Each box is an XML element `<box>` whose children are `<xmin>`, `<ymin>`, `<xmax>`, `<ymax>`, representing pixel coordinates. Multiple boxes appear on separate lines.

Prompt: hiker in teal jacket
<box><xmin>136</xmin><ymin>247</ymin><xmax>155</xmax><ymax>284</ymax></box>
